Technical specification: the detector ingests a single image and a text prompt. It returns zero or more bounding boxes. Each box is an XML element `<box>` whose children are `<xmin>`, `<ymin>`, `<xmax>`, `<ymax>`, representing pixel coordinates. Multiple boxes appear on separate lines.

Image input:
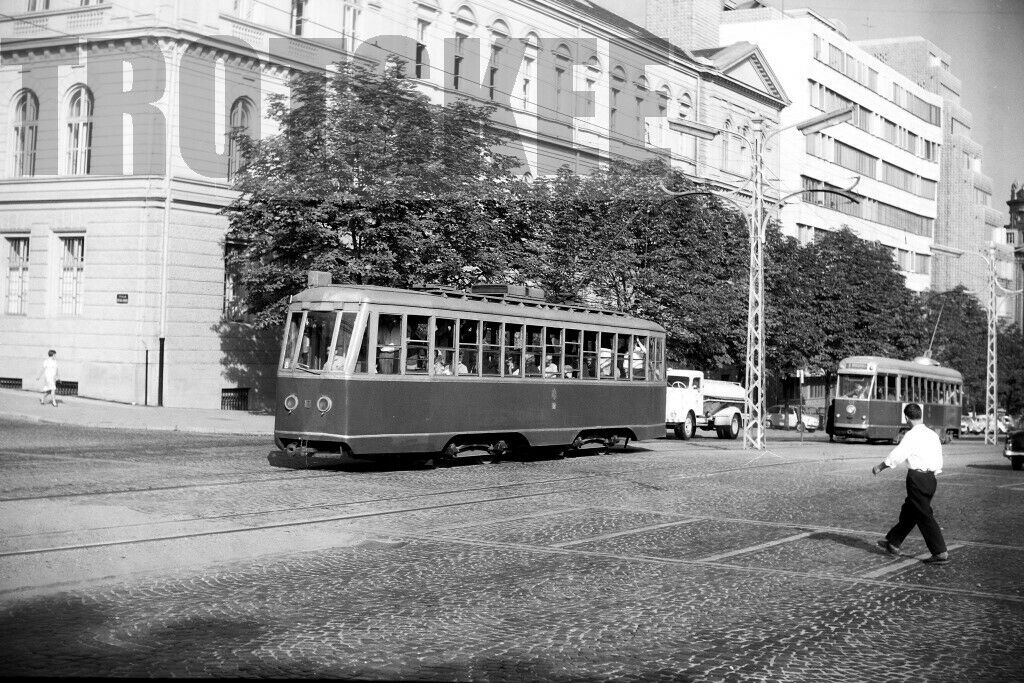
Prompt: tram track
<box><xmin>0</xmin><ymin>452</ymin><xmax>871</xmax><ymax>559</ymax></box>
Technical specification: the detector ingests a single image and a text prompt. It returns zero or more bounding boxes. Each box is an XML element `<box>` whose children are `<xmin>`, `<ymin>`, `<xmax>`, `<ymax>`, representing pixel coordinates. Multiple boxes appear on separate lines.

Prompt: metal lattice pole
<box><xmin>744</xmin><ymin>120</ymin><xmax>766</xmax><ymax>450</ymax></box>
<box><xmin>984</xmin><ymin>247</ymin><xmax>998</xmax><ymax>445</ymax></box>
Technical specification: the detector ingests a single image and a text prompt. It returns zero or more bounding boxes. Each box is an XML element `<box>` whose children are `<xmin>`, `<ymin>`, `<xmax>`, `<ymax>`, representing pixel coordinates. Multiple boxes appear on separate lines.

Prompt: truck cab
<box><xmin>666</xmin><ymin>369</ymin><xmax>745</xmax><ymax>440</ymax></box>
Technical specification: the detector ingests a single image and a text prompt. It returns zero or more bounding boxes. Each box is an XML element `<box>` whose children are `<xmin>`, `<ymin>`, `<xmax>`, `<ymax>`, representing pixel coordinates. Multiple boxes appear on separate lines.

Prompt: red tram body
<box><xmin>826</xmin><ymin>356</ymin><xmax>963</xmax><ymax>444</ymax></box>
<box><xmin>273</xmin><ymin>279</ymin><xmax>667</xmax><ymax>464</ymax></box>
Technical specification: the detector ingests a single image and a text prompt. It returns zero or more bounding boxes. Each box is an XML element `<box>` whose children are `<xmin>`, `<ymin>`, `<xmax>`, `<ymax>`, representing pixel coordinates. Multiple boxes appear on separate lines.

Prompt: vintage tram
<box><xmin>273</xmin><ymin>274</ymin><xmax>667</xmax><ymax>466</ymax></box>
<box><xmin>826</xmin><ymin>355</ymin><xmax>963</xmax><ymax>444</ymax></box>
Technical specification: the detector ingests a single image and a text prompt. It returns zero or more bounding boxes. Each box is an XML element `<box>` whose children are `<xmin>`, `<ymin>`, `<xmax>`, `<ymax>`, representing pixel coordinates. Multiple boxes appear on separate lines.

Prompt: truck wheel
<box><xmin>1012</xmin><ymin>456</ymin><xmax>1023</xmax><ymax>471</ymax></box>
<box><xmin>681</xmin><ymin>413</ymin><xmax>695</xmax><ymax>440</ymax></box>
<box><xmin>718</xmin><ymin>414</ymin><xmax>740</xmax><ymax>440</ymax></box>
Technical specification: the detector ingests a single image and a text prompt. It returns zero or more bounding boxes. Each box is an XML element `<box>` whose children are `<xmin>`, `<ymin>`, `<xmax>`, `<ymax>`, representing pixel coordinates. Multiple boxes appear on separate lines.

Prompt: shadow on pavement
<box><xmin>965</xmin><ymin>463</ymin><xmax>1015</xmax><ymax>472</ymax></box>
<box><xmin>807</xmin><ymin>531</ymin><xmax>883</xmax><ymax>554</ymax></box>
<box><xmin>267</xmin><ymin>444</ymin><xmax>651</xmax><ymax>472</ymax></box>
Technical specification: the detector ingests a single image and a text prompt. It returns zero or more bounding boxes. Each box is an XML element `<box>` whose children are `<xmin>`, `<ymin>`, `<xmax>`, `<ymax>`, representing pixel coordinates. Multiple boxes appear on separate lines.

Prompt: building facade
<box><xmin>1007</xmin><ymin>182</ymin><xmax>1024</xmax><ymax>324</ymax></box>
<box><xmin>0</xmin><ymin>0</ymin><xmax>786</xmax><ymax>409</ymax></box>
<box><xmin>856</xmin><ymin>36</ymin><xmax>1014</xmax><ymax>320</ymax></box>
<box><xmin>721</xmin><ymin>6</ymin><xmax>943</xmax><ymax>292</ymax></box>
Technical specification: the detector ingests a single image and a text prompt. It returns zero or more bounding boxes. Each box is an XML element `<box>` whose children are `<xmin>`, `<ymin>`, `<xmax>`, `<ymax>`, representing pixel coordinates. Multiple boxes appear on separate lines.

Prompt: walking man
<box><xmin>872</xmin><ymin>403</ymin><xmax>949</xmax><ymax>564</ymax></box>
<box><xmin>38</xmin><ymin>349</ymin><xmax>59</xmax><ymax>407</ymax></box>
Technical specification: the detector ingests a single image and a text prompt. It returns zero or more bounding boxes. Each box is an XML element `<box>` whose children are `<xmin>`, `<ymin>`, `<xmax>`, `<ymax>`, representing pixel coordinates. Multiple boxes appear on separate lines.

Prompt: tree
<box><xmin>770</xmin><ymin>227</ymin><xmax>927</xmax><ymax>376</ymax></box>
<box><xmin>920</xmin><ymin>287</ymin><xmax>987</xmax><ymax>410</ymax></box>
<box><xmin>224</xmin><ymin>61</ymin><xmax>529</xmax><ymax>328</ymax></box>
<box><xmin>518</xmin><ymin>160</ymin><xmax>751</xmax><ymax>370</ymax></box>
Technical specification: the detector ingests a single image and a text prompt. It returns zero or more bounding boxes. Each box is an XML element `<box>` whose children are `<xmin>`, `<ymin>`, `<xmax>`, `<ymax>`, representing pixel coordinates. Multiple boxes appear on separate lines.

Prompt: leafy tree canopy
<box><xmin>225</xmin><ymin>61</ymin><xmax>528</xmax><ymax>327</ymax></box>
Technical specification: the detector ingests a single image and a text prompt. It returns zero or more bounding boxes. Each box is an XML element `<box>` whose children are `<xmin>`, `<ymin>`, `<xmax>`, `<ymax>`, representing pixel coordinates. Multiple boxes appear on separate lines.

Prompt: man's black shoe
<box><xmin>922</xmin><ymin>553</ymin><xmax>950</xmax><ymax>565</ymax></box>
<box><xmin>877</xmin><ymin>539</ymin><xmax>900</xmax><ymax>556</ymax></box>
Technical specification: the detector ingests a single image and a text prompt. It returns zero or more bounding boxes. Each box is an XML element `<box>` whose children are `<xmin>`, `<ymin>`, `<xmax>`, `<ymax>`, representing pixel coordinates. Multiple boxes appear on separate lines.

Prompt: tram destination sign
<box><xmin>116</xmin><ymin>293</ymin><xmax>129</xmax><ymax>304</ymax></box>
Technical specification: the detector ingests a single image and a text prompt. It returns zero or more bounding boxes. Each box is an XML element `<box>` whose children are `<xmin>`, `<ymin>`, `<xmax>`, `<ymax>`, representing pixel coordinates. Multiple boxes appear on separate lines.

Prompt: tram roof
<box><xmin>837</xmin><ymin>355</ymin><xmax>963</xmax><ymax>381</ymax></box>
<box><xmin>290</xmin><ymin>284</ymin><xmax>666</xmax><ymax>332</ymax></box>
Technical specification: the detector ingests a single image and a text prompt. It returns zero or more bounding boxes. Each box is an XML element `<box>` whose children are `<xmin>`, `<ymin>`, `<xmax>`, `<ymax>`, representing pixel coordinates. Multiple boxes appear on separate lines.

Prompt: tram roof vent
<box><xmin>307</xmin><ymin>270</ymin><xmax>332</xmax><ymax>287</ymax></box>
<box><xmin>470</xmin><ymin>284</ymin><xmax>546</xmax><ymax>301</ymax></box>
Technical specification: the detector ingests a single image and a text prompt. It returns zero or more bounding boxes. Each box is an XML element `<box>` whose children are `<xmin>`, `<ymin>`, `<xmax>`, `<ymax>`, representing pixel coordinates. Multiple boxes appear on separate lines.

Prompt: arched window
<box><xmin>227</xmin><ymin>97</ymin><xmax>254</xmax><ymax>181</ymax></box>
<box><xmin>65</xmin><ymin>85</ymin><xmax>93</xmax><ymax>175</ymax></box>
<box><xmin>12</xmin><ymin>89</ymin><xmax>39</xmax><ymax>177</ymax></box>
<box><xmin>721</xmin><ymin>118</ymin><xmax>733</xmax><ymax>171</ymax></box>
<box><xmin>678</xmin><ymin>92</ymin><xmax>692</xmax><ymax>119</ymax></box>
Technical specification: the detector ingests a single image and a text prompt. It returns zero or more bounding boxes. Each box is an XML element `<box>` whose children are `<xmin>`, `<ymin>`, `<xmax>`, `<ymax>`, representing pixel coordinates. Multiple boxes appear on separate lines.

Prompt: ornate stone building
<box><xmin>0</xmin><ymin>0</ymin><xmax>786</xmax><ymax>409</ymax></box>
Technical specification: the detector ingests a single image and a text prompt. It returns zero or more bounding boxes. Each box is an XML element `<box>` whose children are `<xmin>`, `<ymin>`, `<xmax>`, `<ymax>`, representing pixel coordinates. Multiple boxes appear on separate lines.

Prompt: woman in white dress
<box><xmin>38</xmin><ymin>349</ymin><xmax>58</xmax><ymax>407</ymax></box>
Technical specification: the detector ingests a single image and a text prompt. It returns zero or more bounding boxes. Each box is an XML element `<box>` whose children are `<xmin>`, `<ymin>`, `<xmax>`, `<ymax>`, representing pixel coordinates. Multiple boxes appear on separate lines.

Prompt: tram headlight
<box><xmin>284</xmin><ymin>394</ymin><xmax>299</xmax><ymax>413</ymax></box>
<box><xmin>845</xmin><ymin>404</ymin><xmax>856</xmax><ymax>415</ymax></box>
<box><xmin>316</xmin><ymin>395</ymin><xmax>333</xmax><ymax>414</ymax></box>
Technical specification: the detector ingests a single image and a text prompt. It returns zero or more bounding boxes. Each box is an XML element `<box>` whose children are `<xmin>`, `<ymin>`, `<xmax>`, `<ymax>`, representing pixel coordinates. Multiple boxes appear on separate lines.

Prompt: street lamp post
<box><xmin>668</xmin><ymin>107</ymin><xmax>854</xmax><ymax>450</ymax></box>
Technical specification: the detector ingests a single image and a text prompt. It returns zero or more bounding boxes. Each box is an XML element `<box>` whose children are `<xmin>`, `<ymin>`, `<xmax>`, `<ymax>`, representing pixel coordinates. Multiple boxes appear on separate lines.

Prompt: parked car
<box><xmin>1004</xmin><ymin>429</ymin><xmax>1024</xmax><ymax>470</ymax></box>
<box><xmin>765</xmin><ymin>405</ymin><xmax>819</xmax><ymax>432</ymax></box>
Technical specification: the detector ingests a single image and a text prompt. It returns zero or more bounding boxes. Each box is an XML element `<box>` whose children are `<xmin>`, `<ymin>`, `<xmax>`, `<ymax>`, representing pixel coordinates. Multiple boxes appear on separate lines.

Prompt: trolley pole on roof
<box><xmin>668</xmin><ymin>106</ymin><xmax>854</xmax><ymax>450</ymax></box>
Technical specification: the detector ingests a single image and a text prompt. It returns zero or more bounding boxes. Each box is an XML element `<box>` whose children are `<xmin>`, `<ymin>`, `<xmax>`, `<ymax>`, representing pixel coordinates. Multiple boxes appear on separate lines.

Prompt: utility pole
<box><xmin>744</xmin><ymin>119</ymin><xmax>767</xmax><ymax>450</ymax></box>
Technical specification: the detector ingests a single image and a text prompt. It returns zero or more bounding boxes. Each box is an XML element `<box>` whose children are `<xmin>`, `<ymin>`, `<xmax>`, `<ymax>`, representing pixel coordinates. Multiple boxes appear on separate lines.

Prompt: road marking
<box><xmin>696</xmin><ymin>531</ymin><xmax>814</xmax><ymax>562</ymax></box>
<box><xmin>551</xmin><ymin>518</ymin><xmax>704</xmax><ymax>548</ymax></box>
<box><xmin>859</xmin><ymin>543</ymin><xmax>966</xmax><ymax>579</ymax></box>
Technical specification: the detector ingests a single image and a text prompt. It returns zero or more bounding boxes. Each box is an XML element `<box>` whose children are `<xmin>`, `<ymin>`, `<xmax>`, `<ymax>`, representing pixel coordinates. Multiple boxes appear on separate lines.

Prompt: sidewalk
<box><xmin>0</xmin><ymin>388</ymin><xmax>274</xmax><ymax>436</ymax></box>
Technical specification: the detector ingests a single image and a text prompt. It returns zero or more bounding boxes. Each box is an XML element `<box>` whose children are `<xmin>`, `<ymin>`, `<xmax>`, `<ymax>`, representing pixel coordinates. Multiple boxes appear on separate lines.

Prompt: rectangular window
<box><xmin>27</xmin><ymin>0</ymin><xmax>50</xmax><ymax>11</ymax></box>
<box><xmin>582</xmin><ymin>330</ymin><xmax>598</xmax><ymax>379</ymax></box>
<box><xmin>405</xmin><ymin>314</ymin><xmax>429</xmax><ymax>374</ymax></box>
<box><xmin>829</xmin><ymin>45</ymin><xmax>843</xmax><ymax>70</ymax></box>
<box><xmin>488</xmin><ymin>46</ymin><xmax>500</xmax><ymax>101</ymax></box>
<box><xmin>812</xmin><ymin>35</ymin><xmax>822</xmax><ymax>60</ymax></box>
<box><xmin>599</xmin><ymin>332</ymin><xmax>616</xmax><ymax>379</ymax></box>
<box><xmin>377</xmin><ymin>313</ymin><xmax>402</xmax><ymax>375</ymax></box>
<box><xmin>544</xmin><ymin>327</ymin><xmax>563</xmax><ymax>377</ymax></box>
<box><xmin>58</xmin><ymin>236</ymin><xmax>84</xmax><ymax>316</ymax></box>
<box><xmin>457</xmin><ymin>318</ymin><xmax>479</xmax><ymax>376</ymax></box>
<box><xmin>564</xmin><ymin>329</ymin><xmax>580</xmax><ymax>378</ymax></box>
<box><xmin>521</xmin><ymin>56</ymin><xmax>534</xmax><ymax>106</ymax></box>
<box><xmin>453</xmin><ymin>55</ymin><xmax>463</xmax><ymax>91</ymax></box>
<box><xmin>341</xmin><ymin>2</ymin><xmax>361</xmax><ymax>52</ymax></box>
<box><xmin>415</xmin><ymin>20</ymin><xmax>429</xmax><ymax>78</ymax></box>
<box><xmin>481</xmin><ymin>321</ymin><xmax>501</xmax><ymax>376</ymax></box>
<box><xmin>291</xmin><ymin>0</ymin><xmax>304</xmax><ymax>36</ymax></box>
<box><xmin>524</xmin><ymin>325</ymin><xmax>543</xmax><ymax>377</ymax></box>
<box><xmin>6</xmin><ymin>237</ymin><xmax>29</xmax><ymax>315</ymax></box>
<box><xmin>615</xmin><ymin>334</ymin><xmax>630</xmax><ymax>380</ymax></box>
<box><xmin>631</xmin><ymin>336</ymin><xmax>648</xmax><ymax>380</ymax></box>
<box><xmin>299</xmin><ymin>311</ymin><xmax>337</xmax><ymax>371</ymax></box>
<box><xmin>503</xmin><ymin>323</ymin><xmax>523</xmax><ymax>377</ymax></box>
<box><xmin>434</xmin><ymin>318</ymin><xmax>455</xmax><ymax>375</ymax></box>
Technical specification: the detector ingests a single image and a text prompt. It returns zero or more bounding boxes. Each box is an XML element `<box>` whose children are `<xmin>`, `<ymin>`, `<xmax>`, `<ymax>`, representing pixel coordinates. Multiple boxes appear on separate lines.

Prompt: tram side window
<box><xmin>524</xmin><ymin>325</ymin><xmax>543</xmax><ymax>377</ymax></box>
<box><xmin>503</xmin><ymin>324</ymin><xmax>523</xmax><ymax>377</ymax></box>
<box><xmin>458</xmin><ymin>319</ymin><xmax>479</xmax><ymax>376</ymax></box>
<box><xmin>482</xmin><ymin>321</ymin><xmax>501</xmax><ymax>376</ymax></box>
<box><xmin>564</xmin><ymin>329</ymin><xmax>580</xmax><ymax>378</ymax></box>
<box><xmin>328</xmin><ymin>312</ymin><xmax>358</xmax><ymax>371</ymax></box>
<box><xmin>299</xmin><ymin>311</ymin><xmax>336</xmax><ymax>370</ymax></box>
<box><xmin>544</xmin><ymin>327</ymin><xmax>563</xmax><ymax>377</ymax></box>
<box><xmin>376</xmin><ymin>314</ymin><xmax>402</xmax><ymax>375</ymax></box>
<box><xmin>281</xmin><ymin>312</ymin><xmax>302</xmax><ymax>369</ymax></box>
<box><xmin>651</xmin><ymin>336</ymin><xmax>664</xmax><ymax>381</ymax></box>
<box><xmin>632</xmin><ymin>336</ymin><xmax>648</xmax><ymax>380</ymax></box>
<box><xmin>876</xmin><ymin>374</ymin><xmax>896</xmax><ymax>400</ymax></box>
<box><xmin>354</xmin><ymin>316</ymin><xmax>369</xmax><ymax>373</ymax></box>
<box><xmin>582</xmin><ymin>330</ymin><xmax>598</xmax><ymax>379</ymax></box>
<box><xmin>434</xmin><ymin>318</ymin><xmax>455</xmax><ymax>375</ymax></box>
<box><xmin>599</xmin><ymin>332</ymin><xmax>616</xmax><ymax>378</ymax></box>
<box><xmin>406</xmin><ymin>315</ymin><xmax>429</xmax><ymax>374</ymax></box>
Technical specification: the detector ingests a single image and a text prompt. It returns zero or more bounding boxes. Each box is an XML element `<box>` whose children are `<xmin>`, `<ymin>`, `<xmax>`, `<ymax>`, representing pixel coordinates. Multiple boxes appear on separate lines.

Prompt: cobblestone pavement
<box><xmin>0</xmin><ymin>418</ymin><xmax>1021</xmax><ymax>681</ymax></box>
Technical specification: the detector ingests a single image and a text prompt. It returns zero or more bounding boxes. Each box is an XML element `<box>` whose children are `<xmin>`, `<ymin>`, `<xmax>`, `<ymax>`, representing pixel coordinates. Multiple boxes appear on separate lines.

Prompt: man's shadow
<box><xmin>808</xmin><ymin>531</ymin><xmax>886</xmax><ymax>554</ymax></box>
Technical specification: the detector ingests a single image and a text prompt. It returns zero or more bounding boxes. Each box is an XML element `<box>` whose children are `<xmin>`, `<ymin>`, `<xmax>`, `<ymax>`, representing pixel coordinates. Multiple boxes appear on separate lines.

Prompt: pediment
<box><xmin>721</xmin><ymin>51</ymin><xmax>786</xmax><ymax>102</ymax></box>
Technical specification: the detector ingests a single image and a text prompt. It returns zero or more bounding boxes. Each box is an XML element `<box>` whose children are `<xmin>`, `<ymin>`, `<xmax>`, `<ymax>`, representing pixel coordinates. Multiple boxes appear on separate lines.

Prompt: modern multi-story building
<box><xmin>721</xmin><ymin>5</ymin><xmax>943</xmax><ymax>292</ymax></box>
<box><xmin>0</xmin><ymin>0</ymin><xmax>786</xmax><ymax>409</ymax></box>
<box><xmin>855</xmin><ymin>36</ymin><xmax>1014</xmax><ymax>321</ymax></box>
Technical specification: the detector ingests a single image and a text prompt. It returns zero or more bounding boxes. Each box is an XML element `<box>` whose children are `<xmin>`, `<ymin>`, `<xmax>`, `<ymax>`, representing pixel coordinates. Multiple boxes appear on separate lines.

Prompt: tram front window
<box><xmin>281</xmin><ymin>312</ymin><xmax>303</xmax><ymax>369</ymax></box>
<box><xmin>838</xmin><ymin>374</ymin><xmax>873</xmax><ymax>399</ymax></box>
<box><xmin>297</xmin><ymin>311</ymin><xmax>337</xmax><ymax>371</ymax></box>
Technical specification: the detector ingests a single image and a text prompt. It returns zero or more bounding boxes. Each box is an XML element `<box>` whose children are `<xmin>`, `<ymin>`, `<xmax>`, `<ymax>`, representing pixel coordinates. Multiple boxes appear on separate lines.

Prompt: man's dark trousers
<box><xmin>886</xmin><ymin>469</ymin><xmax>947</xmax><ymax>555</ymax></box>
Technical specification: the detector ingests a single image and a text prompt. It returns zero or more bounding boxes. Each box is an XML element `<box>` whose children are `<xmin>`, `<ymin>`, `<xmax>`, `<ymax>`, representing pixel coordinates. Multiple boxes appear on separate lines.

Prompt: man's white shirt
<box><xmin>883</xmin><ymin>423</ymin><xmax>943</xmax><ymax>474</ymax></box>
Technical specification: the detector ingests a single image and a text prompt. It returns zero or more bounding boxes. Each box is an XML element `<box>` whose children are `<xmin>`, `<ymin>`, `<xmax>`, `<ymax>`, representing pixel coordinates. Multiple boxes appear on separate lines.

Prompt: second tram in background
<box><xmin>826</xmin><ymin>355</ymin><xmax>963</xmax><ymax>444</ymax></box>
<box><xmin>273</xmin><ymin>273</ymin><xmax>667</xmax><ymax>467</ymax></box>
